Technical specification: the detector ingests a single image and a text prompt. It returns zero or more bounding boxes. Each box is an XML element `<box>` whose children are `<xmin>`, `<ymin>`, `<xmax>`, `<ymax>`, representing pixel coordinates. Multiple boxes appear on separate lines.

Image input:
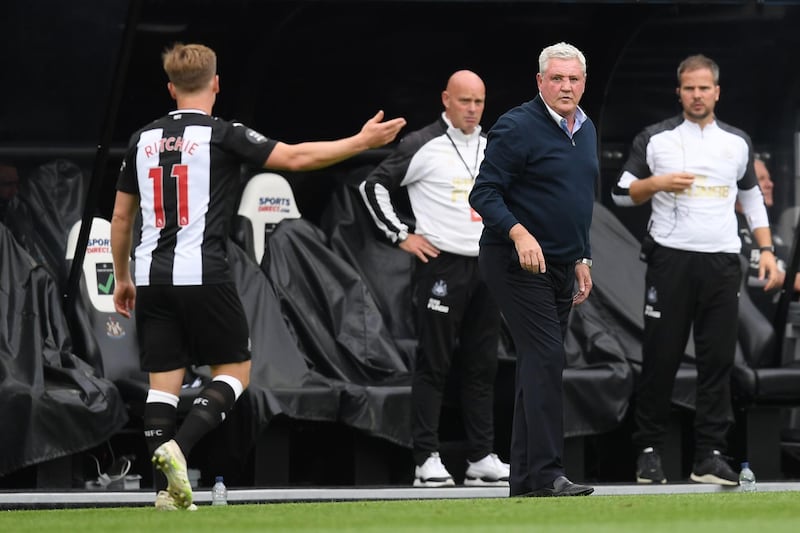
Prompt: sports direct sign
<box><xmin>86</xmin><ymin>238</ymin><xmax>111</xmax><ymax>254</ymax></box>
<box><xmin>259</xmin><ymin>196</ymin><xmax>293</xmax><ymax>213</ymax></box>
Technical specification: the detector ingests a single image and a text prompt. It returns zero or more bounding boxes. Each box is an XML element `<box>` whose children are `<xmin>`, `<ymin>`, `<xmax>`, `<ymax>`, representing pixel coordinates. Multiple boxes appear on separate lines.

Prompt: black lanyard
<box><xmin>445</xmin><ymin>132</ymin><xmax>481</xmax><ymax>180</ymax></box>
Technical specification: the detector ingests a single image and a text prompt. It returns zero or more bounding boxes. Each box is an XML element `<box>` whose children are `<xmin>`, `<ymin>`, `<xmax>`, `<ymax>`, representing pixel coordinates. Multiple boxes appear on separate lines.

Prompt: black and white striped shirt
<box><xmin>116</xmin><ymin>109</ymin><xmax>276</xmax><ymax>286</ymax></box>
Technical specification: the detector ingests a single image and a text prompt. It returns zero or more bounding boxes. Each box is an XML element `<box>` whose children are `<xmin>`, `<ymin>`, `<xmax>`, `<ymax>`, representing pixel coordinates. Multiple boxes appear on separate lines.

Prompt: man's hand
<box><xmin>573</xmin><ymin>263</ymin><xmax>593</xmax><ymax>305</ymax></box>
<box><xmin>113</xmin><ymin>278</ymin><xmax>136</xmax><ymax>319</ymax></box>
<box><xmin>657</xmin><ymin>172</ymin><xmax>695</xmax><ymax>193</ymax></box>
<box><xmin>359</xmin><ymin>110</ymin><xmax>407</xmax><ymax>149</ymax></box>
<box><xmin>399</xmin><ymin>234</ymin><xmax>439</xmax><ymax>263</ymax></box>
<box><xmin>509</xmin><ymin>224</ymin><xmax>546</xmax><ymax>273</ymax></box>
<box><xmin>758</xmin><ymin>250</ymin><xmax>782</xmax><ymax>292</ymax></box>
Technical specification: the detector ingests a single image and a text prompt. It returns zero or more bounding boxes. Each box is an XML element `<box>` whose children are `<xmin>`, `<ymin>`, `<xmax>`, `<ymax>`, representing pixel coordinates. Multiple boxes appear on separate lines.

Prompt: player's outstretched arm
<box><xmin>264</xmin><ymin>110</ymin><xmax>406</xmax><ymax>172</ymax></box>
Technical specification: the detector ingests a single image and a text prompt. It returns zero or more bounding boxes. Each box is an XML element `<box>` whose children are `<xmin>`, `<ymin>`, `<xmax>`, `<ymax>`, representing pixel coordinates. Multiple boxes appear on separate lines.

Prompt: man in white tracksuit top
<box><xmin>360</xmin><ymin>70</ymin><xmax>508</xmax><ymax>488</ymax></box>
<box><xmin>612</xmin><ymin>54</ymin><xmax>781</xmax><ymax>486</ymax></box>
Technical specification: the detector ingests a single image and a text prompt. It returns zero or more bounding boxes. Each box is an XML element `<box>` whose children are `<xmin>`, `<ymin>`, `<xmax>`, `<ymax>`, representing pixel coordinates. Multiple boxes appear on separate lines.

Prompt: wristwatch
<box><xmin>576</xmin><ymin>258</ymin><xmax>593</xmax><ymax>268</ymax></box>
<box><xmin>759</xmin><ymin>245</ymin><xmax>775</xmax><ymax>254</ymax></box>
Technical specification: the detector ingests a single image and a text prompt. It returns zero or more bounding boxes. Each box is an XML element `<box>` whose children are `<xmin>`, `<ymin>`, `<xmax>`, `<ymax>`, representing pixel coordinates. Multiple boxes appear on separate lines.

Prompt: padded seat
<box><xmin>732</xmin><ymin>255</ymin><xmax>800</xmax><ymax>405</ymax></box>
<box><xmin>234</xmin><ymin>172</ymin><xmax>302</xmax><ymax>266</ymax></box>
<box><xmin>731</xmin><ymin>255</ymin><xmax>800</xmax><ymax>479</ymax></box>
<box><xmin>0</xmin><ymin>221</ymin><xmax>127</xmax><ymax>484</ymax></box>
<box><xmin>776</xmin><ymin>206</ymin><xmax>800</xmax><ymax>250</ymax></box>
<box><xmin>227</xmin><ymin>239</ymin><xmax>341</xmax><ymax>424</ymax></box>
<box><xmin>262</xmin><ymin>217</ymin><xmax>413</xmax><ymax>447</ymax></box>
<box><xmin>739</xmin><ymin>366</ymin><xmax>800</xmax><ymax>401</ymax></box>
<box><xmin>65</xmin><ymin>217</ymin><xmax>204</xmax><ymax>417</ymax></box>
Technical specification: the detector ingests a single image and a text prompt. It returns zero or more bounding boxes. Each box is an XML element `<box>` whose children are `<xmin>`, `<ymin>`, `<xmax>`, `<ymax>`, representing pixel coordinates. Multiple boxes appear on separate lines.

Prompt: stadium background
<box><xmin>1</xmin><ymin>0</ymin><xmax>800</xmax><ymax>491</ymax></box>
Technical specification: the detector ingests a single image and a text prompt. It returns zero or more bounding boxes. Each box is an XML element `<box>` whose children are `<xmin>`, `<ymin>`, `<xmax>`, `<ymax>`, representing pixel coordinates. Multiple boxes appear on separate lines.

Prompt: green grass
<box><xmin>4</xmin><ymin>493</ymin><xmax>799</xmax><ymax>533</ymax></box>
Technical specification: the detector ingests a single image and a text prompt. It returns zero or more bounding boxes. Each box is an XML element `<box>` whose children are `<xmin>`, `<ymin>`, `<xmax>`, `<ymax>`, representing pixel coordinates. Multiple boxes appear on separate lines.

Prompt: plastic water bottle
<box><xmin>211</xmin><ymin>476</ymin><xmax>228</xmax><ymax>505</ymax></box>
<box><xmin>739</xmin><ymin>462</ymin><xmax>756</xmax><ymax>492</ymax></box>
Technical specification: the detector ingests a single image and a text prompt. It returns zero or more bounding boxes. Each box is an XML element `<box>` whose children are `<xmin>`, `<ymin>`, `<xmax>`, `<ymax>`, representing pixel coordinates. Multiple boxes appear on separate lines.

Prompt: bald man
<box><xmin>360</xmin><ymin>70</ymin><xmax>509</xmax><ymax>488</ymax></box>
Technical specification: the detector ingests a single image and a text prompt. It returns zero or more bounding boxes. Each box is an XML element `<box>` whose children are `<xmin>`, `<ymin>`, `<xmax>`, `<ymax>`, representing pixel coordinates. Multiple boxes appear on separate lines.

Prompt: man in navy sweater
<box><xmin>469</xmin><ymin>41</ymin><xmax>597</xmax><ymax>497</ymax></box>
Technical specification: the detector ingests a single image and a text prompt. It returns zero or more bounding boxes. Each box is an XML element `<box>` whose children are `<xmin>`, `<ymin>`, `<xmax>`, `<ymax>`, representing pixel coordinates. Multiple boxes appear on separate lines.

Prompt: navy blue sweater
<box><xmin>469</xmin><ymin>95</ymin><xmax>598</xmax><ymax>263</ymax></box>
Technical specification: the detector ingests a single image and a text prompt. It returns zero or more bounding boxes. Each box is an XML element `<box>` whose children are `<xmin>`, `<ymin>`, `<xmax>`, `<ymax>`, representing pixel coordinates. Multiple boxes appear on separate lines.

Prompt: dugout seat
<box><xmin>66</xmin><ymin>217</ymin><xmax>145</xmax><ymax>385</ymax></box>
<box><xmin>262</xmin><ymin>217</ymin><xmax>413</xmax><ymax>451</ymax></box>
<box><xmin>233</xmin><ymin>172</ymin><xmax>302</xmax><ymax>266</ymax></box>
<box><xmin>732</xmin><ymin>254</ymin><xmax>800</xmax><ymax>480</ymax></box>
<box><xmin>234</xmin><ymin>174</ymin><xmax>409</xmax><ymax>483</ymax></box>
<box><xmin>65</xmin><ymin>217</ymin><xmax>207</xmax><ymax>415</ymax></box>
<box><xmin>776</xmin><ymin>207</ymin><xmax>800</xmax><ymax>251</ymax></box>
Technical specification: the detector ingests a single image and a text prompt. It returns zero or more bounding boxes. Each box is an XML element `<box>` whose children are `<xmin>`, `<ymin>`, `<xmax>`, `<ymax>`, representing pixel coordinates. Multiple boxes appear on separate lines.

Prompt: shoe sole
<box><xmin>525</xmin><ymin>486</ymin><xmax>594</xmax><ymax>497</ymax></box>
<box><xmin>156</xmin><ymin>502</ymin><xmax>199</xmax><ymax>512</ymax></box>
<box><xmin>413</xmin><ymin>478</ymin><xmax>455</xmax><ymax>488</ymax></box>
<box><xmin>689</xmin><ymin>473</ymin><xmax>738</xmax><ymax>486</ymax></box>
<box><xmin>155</xmin><ymin>491</ymin><xmax>198</xmax><ymax>512</ymax></box>
<box><xmin>559</xmin><ymin>486</ymin><xmax>595</xmax><ymax>496</ymax></box>
<box><xmin>152</xmin><ymin>445</ymin><xmax>194</xmax><ymax>508</ymax></box>
<box><xmin>155</xmin><ymin>495</ymin><xmax>178</xmax><ymax>511</ymax></box>
<box><xmin>636</xmin><ymin>476</ymin><xmax>667</xmax><ymax>484</ymax></box>
<box><xmin>464</xmin><ymin>478</ymin><xmax>510</xmax><ymax>487</ymax></box>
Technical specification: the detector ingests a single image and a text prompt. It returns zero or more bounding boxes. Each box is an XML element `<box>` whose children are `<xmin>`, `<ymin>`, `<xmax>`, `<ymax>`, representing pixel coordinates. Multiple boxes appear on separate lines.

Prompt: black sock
<box><xmin>174</xmin><ymin>379</ymin><xmax>237</xmax><ymax>457</ymax></box>
<box><xmin>143</xmin><ymin>401</ymin><xmax>177</xmax><ymax>491</ymax></box>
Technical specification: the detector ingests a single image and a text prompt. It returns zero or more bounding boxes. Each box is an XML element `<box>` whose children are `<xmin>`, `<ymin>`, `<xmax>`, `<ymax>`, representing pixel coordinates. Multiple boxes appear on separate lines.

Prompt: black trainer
<box><xmin>636</xmin><ymin>447</ymin><xmax>667</xmax><ymax>484</ymax></box>
<box><xmin>689</xmin><ymin>450</ymin><xmax>739</xmax><ymax>486</ymax></box>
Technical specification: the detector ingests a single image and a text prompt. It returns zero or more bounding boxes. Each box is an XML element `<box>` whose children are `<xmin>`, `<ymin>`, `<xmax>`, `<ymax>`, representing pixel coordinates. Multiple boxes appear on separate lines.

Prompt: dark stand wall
<box><xmin>2</xmin><ymin>1</ymin><xmax>798</xmax><ymax>237</ymax></box>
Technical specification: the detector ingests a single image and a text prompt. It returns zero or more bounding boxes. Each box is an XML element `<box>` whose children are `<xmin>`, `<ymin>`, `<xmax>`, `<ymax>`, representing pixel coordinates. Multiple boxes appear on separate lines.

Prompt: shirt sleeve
<box><xmin>359</xmin><ymin>136</ymin><xmax>418</xmax><ymax>243</ymax></box>
<box><xmin>224</xmin><ymin>122</ymin><xmax>278</xmax><ymax>167</ymax></box>
<box><xmin>115</xmin><ymin>142</ymin><xmax>139</xmax><ymax>195</ymax></box>
<box><xmin>611</xmin><ymin>129</ymin><xmax>652</xmax><ymax>207</ymax></box>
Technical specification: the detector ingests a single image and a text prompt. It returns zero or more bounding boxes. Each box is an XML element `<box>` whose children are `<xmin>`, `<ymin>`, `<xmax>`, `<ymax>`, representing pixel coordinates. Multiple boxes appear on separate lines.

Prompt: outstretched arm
<box><xmin>264</xmin><ymin>110</ymin><xmax>406</xmax><ymax>172</ymax></box>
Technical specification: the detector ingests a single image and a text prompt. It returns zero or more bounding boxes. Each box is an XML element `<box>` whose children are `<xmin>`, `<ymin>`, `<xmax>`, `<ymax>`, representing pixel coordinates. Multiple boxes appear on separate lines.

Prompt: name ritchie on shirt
<box><xmin>142</xmin><ymin>136</ymin><xmax>200</xmax><ymax>158</ymax></box>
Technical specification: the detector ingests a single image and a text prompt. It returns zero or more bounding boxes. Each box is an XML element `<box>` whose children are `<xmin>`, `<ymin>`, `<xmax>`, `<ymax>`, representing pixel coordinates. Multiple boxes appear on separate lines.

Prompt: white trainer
<box><xmin>152</xmin><ymin>440</ymin><xmax>194</xmax><ymax>509</ymax></box>
<box><xmin>413</xmin><ymin>452</ymin><xmax>455</xmax><ymax>487</ymax></box>
<box><xmin>155</xmin><ymin>490</ymin><xmax>198</xmax><ymax>511</ymax></box>
<box><xmin>464</xmin><ymin>453</ymin><xmax>510</xmax><ymax>486</ymax></box>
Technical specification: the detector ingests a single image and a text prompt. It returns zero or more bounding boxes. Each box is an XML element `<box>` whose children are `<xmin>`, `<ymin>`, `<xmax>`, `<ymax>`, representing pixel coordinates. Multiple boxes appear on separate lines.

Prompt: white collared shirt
<box><xmin>540</xmin><ymin>94</ymin><xmax>587</xmax><ymax>138</ymax></box>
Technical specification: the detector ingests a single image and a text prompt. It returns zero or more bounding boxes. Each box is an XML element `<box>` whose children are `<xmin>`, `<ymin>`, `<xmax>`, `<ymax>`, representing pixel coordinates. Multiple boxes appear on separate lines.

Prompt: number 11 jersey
<box><xmin>116</xmin><ymin>109</ymin><xmax>276</xmax><ymax>286</ymax></box>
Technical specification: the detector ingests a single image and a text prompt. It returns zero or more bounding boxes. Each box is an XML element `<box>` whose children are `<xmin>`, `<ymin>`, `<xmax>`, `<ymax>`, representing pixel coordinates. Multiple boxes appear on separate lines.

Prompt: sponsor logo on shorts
<box><xmin>644</xmin><ymin>304</ymin><xmax>661</xmax><ymax>319</ymax></box>
<box><xmin>427</xmin><ymin>298</ymin><xmax>450</xmax><ymax>314</ymax></box>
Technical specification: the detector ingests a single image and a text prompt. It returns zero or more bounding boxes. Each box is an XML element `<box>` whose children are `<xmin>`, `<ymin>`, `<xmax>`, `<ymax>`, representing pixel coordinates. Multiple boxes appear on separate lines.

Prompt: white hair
<box><xmin>538</xmin><ymin>42</ymin><xmax>587</xmax><ymax>76</ymax></box>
